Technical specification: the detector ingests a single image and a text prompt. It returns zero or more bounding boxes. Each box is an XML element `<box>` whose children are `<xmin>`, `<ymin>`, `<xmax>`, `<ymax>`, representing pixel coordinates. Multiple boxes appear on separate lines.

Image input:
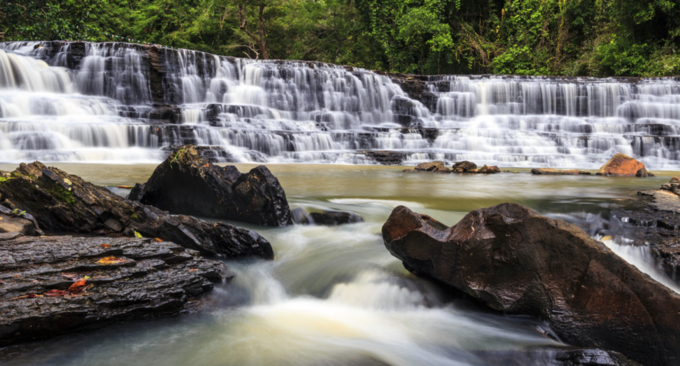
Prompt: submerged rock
<box><xmin>0</xmin><ymin>234</ymin><xmax>231</xmax><ymax>347</ymax></box>
<box><xmin>382</xmin><ymin>203</ymin><xmax>680</xmax><ymax>366</ymax></box>
<box><xmin>0</xmin><ymin>162</ymin><xmax>273</xmax><ymax>259</ymax></box>
<box><xmin>531</xmin><ymin>168</ymin><xmax>591</xmax><ymax>175</ymax></box>
<box><xmin>139</xmin><ymin>146</ymin><xmax>292</xmax><ymax>226</ymax></box>
<box><xmin>597</xmin><ymin>153</ymin><xmax>653</xmax><ymax>177</ymax></box>
<box><xmin>290</xmin><ymin>207</ymin><xmax>364</xmax><ymax>226</ymax></box>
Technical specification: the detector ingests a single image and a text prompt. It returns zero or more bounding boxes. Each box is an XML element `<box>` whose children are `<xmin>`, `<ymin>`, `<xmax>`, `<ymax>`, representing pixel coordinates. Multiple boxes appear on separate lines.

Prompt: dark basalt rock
<box><xmin>474</xmin><ymin>347</ymin><xmax>638</xmax><ymax>366</ymax></box>
<box><xmin>309</xmin><ymin>211</ymin><xmax>364</xmax><ymax>226</ymax></box>
<box><xmin>382</xmin><ymin>203</ymin><xmax>680</xmax><ymax>366</ymax></box>
<box><xmin>139</xmin><ymin>146</ymin><xmax>292</xmax><ymax>226</ymax></box>
<box><xmin>0</xmin><ymin>162</ymin><xmax>273</xmax><ymax>260</ymax></box>
<box><xmin>127</xmin><ymin>183</ymin><xmax>146</xmax><ymax>201</ymax></box>
<box><xmin>290</xmin><ymin>207</ymin><xmax>364</xmax><ymax>226</ymax></box>
<box><xmin>0</xmin><ymin>234</ymin><xmax>231</xmax><ymax>347</ymax></box>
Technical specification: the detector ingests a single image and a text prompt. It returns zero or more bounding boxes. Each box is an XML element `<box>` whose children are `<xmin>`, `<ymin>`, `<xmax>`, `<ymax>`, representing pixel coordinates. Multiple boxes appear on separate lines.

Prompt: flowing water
<box><xmin>2</xmin><ymin>41</ymin><xmax>680</xmax><ymax>168</ymax></box>
<box><xmin>1</xmin><ymin>163</ymin><xmax>678</xmax><ymax>366</ymax></box>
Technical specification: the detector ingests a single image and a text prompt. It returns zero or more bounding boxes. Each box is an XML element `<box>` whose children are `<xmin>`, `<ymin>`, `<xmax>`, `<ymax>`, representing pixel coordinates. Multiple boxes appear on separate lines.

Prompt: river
<box><xmin>1</xmin><ymin>163</ymin><xmax>676</xmax><ymax>366</ymax></box>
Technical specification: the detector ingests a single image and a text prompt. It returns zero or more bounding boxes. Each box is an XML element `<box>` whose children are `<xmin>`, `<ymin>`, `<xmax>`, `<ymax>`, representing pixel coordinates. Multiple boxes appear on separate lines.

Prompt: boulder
<box><xmin>290</xmin><ymin>207</ymin><xmax>364</xmax><ymax>226</ymax></box>
<box><xmin>382</xmin><ymin>203</ymin><xmax>680</xmax><ymax>366</ymax></box>
<box><xmin>139</xmin><ymin>146</ymin><xmax>293</xmax><ymax>226</ymax></box>
<box><xmin>127</xmin><ymin>183</ymin><xmax>146</xmax><ymax>201</ymax></box>
<box><xmin>0</xmin><ymin>162</ymin><xmax>273</xmax><ymax>260</ymax></box>
<box><xmin>0</xmin><ymin>233</ymin><xmax>230</xmax><ymax>346</ymax></box>
<box><xmin>452</xmin><ymin>161</ymin><xmax>477</xmax><ymax>173</ymax></box>
<box><xmin>531</xmin><ymin>168</ymin><xmax>590</xmax><ymax>175</ymax></box>
<box><xmin>636</xmin><ymin>167</ymin><xmax>655</xmax><ymax>177</ymax></box>
<box><xmin>597</xmin><ymin>153</ymin><xmax>651</xmax><ymax>177</ymax></box>
<box><xmin>414</xmin><ymin>161</ymin><xmax>450</xmax><ymax>173</ymax></box>
<box><xmin>477</xmin><ymin>164</ymin><xmax>501</xmax><ymax>174</ymax></box>
<box><xmin>309</xmin><ymin>211</ymin><xmax>364</xmax><ymax>226</ymax></box>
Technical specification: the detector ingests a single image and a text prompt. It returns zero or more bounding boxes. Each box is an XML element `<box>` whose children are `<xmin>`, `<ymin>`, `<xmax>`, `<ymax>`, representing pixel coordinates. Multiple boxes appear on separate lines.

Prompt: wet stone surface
<box><xmin>0</xmin><ymin>234</ymin><xmax>232</xmax><ymax>347</ymax></box>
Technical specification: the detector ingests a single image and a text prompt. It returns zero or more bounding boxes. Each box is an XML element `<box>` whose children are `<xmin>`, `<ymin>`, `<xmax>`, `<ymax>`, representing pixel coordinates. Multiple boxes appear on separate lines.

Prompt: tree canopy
<box><xmin>2</xmin><ymin>0</ymin><xmax>680</xmax><ymax>76</ymax></box>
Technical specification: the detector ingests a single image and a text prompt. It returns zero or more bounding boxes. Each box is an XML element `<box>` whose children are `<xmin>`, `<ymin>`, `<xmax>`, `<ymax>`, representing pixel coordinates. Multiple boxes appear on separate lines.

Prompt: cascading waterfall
<box><xmin>1</xmin><ymin>41</ymin><xmax>680</xmax><ymax>168</ymax></box>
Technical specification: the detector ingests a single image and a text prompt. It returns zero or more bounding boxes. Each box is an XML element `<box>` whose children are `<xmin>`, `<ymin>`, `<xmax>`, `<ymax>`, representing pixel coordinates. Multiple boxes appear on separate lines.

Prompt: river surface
<box><xmin>0</xmin><ymin>164</ymin><xmax>677</xmax><ymax>366</ymax></box>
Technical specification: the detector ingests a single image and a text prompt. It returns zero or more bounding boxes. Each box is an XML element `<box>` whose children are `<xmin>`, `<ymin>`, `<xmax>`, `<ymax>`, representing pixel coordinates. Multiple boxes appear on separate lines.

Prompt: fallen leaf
<box><xmin>45</xmin><ymin>289</ymin><xmax>67</xmax><ymax>297</ymax></box>
<box><xmin>10</xmin><ymin>295</ymin><xmax>29</xmax><ymax>300</ymax></box>
<box><xmin>14</xmin><ymin>274</ymin><xmax>20</xmax><ymax>279</ymax></box>
<box><xmin>28</xmin><ymin>294</ymin><xmax>38</xmax><ymax>298</ymax></box>
<box><xmin>154</xmin><ymin>238</ymin><xmax>163</xmax><ymax>242</ymax></box>
<box><xmin>61</xmin><ymin>273</ymin><xmax>79</xmax><ymax>280</ymax></box>
<box><xmin>69</xmin><ymin>279</ymin><xmax>87</xmax><ymax>293</ymax></box>
<box><xmin>188</xmin><ymin>269</ymin><xmax>198</xmax><ymax>272</ymax></box>
<box><xmin>134</xmin><ymin>231</ymin><xmax>143</xmax><ymax>238</ymax></box>
<box><xmin>601</xmin><ymin>235</ymin><xmax>612</xmax><ymax>241</ymax></box>
<box><xmin>97</xmin><ymin>257</ymin><xmax>131</xmax><ymax>265</ymax></box>
<box><xmin>201</xmin><ymin>163</ymin><xmax>209</xmax><ymax>168</ymax></box>
<box><xmin>100</xmin><ymin>243</ymin><xmax>111</xmax><ymax>249</ymax></box>
<box><xmin>116</xmin><ymin>185</ymin><xmax>132</xmax><ymax>189</ymax></box>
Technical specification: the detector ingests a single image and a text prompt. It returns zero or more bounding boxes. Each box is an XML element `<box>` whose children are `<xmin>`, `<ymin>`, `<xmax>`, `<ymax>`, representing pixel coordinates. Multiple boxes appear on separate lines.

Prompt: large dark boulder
<box><xmin>0</xmin><ymin>233</ymin><xmax>230</xmax><ymax>346</ymax></box>
<box><xmin>0</xmin><ymin>162</ymin><xmax>273</xmax><ymax>260</ymax></box>
<box><xmin>139</xmin><ymin>146</ymin><xmax>292</xmax><ymax>226</ymax></box>
<box><xmin>382</xmin><ymin>203</ymin><xmax>680</xmax><ymax>366</ymax></box>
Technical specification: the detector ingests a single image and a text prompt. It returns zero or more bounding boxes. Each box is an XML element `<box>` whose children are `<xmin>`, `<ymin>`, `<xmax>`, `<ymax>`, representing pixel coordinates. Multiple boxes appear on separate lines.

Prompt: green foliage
<box><xmin>3</xmin><ymin>0</ymin><xmax>680</xmax><ymax>76</ymax></box>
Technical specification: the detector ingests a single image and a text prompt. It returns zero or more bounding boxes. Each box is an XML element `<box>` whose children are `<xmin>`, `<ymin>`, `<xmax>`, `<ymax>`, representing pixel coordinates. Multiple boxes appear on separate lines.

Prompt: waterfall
<box><xmin>1</xmin><ymin>41</ymin><xmax>680</xmax><ymax>167</ymax></box>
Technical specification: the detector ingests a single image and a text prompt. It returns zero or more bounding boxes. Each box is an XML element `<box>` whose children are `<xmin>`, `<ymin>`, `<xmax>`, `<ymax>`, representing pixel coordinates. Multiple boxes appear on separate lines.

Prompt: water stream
<box><xmin>1</xmin><ymin>164</ymin><xmax>677</xmax><ymax>366</ymax></box>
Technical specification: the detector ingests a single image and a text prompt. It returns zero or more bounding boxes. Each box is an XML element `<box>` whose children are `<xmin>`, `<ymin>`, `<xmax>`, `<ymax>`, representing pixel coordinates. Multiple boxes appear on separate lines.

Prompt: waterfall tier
<box><xmin>2</xmin><ymin>41</ymin><xmax>680</xmax><ymax>168</ymax></box>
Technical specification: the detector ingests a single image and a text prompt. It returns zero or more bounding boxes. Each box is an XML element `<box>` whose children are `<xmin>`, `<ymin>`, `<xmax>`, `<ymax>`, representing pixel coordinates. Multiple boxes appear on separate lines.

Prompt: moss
<box><xmin>0</xmin><ymin>177</ymin><xmax>10</xmax><ymax>183</ymax></box>
<box><xmin>46</xmin><ymin>184</ymin><xmax>76</xmax><ymax>206</ymax></box>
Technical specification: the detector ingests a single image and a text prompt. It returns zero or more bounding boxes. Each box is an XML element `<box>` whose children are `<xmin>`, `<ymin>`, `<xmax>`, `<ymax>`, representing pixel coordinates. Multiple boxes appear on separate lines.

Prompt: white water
<box><xmin>1</xmin><ymin>41</ymin><xmax>680</xmax><ymax>168</ymax></box>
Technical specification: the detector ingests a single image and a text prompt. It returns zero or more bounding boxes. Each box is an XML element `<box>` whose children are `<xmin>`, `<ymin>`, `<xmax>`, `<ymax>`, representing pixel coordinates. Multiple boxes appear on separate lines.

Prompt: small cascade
<box><xmin>1</xmin><ymin>41</ymin><xmax>680</xmax><ymax>167</ymax></box>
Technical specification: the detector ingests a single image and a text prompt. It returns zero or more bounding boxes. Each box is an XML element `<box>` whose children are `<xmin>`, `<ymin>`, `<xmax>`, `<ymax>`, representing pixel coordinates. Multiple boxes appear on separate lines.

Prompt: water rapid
<box><xmin>2</xmin><ymin>41</ymin><xmax>680</xmax><ymax>168</ymax></box>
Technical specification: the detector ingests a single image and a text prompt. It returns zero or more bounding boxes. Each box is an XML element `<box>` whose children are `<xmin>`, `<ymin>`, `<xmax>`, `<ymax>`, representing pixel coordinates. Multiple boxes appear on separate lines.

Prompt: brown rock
<box><xmin>414</xmin><ymin>161</ymin><xmax>450</xmax><ymax>173</ymax></box>
<box><xmin>597</xmin><ymin>154</ymin><xmax>649</xmax><ymax>177</ymax></box>
<box><xmin>636</xmin><ymin>167</ymin><xmax>655</xmax><ymax>177</ymax></box>
<box><xmin>452</xmin><ymin>161</ymin><xmax>477</xmax><ymax>173</ymax></box>
<box><xmin>382</xmin><ymin>203</ymin><xmax>680</xmax><ymax>366</ymax></box>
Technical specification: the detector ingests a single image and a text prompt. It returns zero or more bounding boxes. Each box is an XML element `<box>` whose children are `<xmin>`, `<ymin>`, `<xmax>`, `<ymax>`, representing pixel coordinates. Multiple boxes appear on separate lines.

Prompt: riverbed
<box><xmin>0</xmin><ymin>164</ymin><xmax>675</xmax><ymax>366</ymax></box>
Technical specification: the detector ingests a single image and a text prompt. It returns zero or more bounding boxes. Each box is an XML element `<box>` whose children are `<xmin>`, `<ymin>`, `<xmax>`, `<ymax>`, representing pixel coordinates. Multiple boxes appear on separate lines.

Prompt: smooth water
<box><xmin>2</xmin><ymin>164</ymin><xmax>677</xmax><ymax>366</ymax></box>
<box><xmin>2</xmin><ymin>41</ymin><xmax>680</xmax><ymax>168</ymax></box>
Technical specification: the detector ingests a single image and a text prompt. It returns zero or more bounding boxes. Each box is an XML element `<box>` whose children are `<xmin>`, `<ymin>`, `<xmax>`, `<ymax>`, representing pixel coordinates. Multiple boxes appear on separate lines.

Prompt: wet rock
<box><xmin>0</xmin><ymin>205</ymin><xmax>43</xmax><ymax>236</ymax></box>
<box><xmin>309</xmin><ymin>211</ymin><xmax>364</xmax><ymax>226</ymax></box>
<box><xmin>415</xmin><ymin>161</ymin><xmax>450</xmax><ymax>173</ymax></box>
<box><xmin>452</xmin><ymin>161</ymin><xmax>477</xmax><ymax>172</ymax></box>
<box><xmin>127</xmin><ymin>183</ymin><xmax>145</xmax><ymax>201</ymax></box>
<box><xmin>0</xmin><ymin>162</ymin><xmax>273</xmax><ymax>260</ymax></box>
<box><xmin>477</xmin><ymin>164</ymin><xmax>500</xmax><ymax>174</ymax></box>
<box><xmin>364</xmin><ymin>151</ymin><xmax>407</xmax><ymax>165</ymax></box>
<box><xmin>0</xmin><ymin>234</ymin><xmax>232</xmax><ymax>347</ymax></box>
<box><xmin>139</xmin><ymin>146</ymin><xmax>292</xmax><ymax>226</ymax></box>
<box><xmin>474</xmin><ymin>347</ymin><xmax>639</xmax><ymax>366</ymax></box>
<box><xmin>291</xmin><ymin>207</ymin><xmax>310</xmax><ymax>225</ymax></box>
<box><xmin>290</xmin><ymin>207</ymin><xmax>364</xmax><ymax>226</ymax></box>
<box><xmin>382</xmin><ymin>203</ymin><xmax>680</xmax><ymax>366</ymax></box>
<box><xmin>531</xmin><ymin>168</ymin><xmax>590</xmax><ymax>175</ymax></box>
<box><xmin>596</xmin><ymin>153</ymin><xmax>651</xmax><ymax>177</ymax></box>
<box><xmin>636</xmin><ymin>166</ymin><xmax>654</xmax><ymax>177</ymax></box>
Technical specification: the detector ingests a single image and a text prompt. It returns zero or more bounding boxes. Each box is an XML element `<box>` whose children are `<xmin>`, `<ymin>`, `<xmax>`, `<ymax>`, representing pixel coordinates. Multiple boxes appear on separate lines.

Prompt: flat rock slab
<box><xmin>0</xmin><ymin>234</ymin><xmax>232</xmax><ymax>346</ymax></box>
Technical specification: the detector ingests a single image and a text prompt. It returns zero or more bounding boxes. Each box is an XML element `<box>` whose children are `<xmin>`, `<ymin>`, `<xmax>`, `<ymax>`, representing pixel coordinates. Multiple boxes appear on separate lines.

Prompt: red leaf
<box><xmin>68</xmin><ymin>279</ymin><xmax>87</xmax><ymax>293</ymax></box>
<box><xmin>45</xmin><ymin>289</ymin><xmax>67</xmax><ymax>297</ymax></box>
<box><xmin>100</xmin><ymin>244</ymin><xmax>111</xmax><ymax>249</ymax></box>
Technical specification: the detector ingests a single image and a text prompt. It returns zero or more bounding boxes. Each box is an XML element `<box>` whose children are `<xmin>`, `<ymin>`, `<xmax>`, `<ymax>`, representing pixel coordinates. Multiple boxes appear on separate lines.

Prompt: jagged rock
<box><xmin>531</xmin><ymin>168</ymin><xmax>590</xmax><ymax>175</ymax></box>
<box><xmin>0</xmin><ymin>234</ymin><xmax>231</xmax><ymax>346</ymax></box>
<box><xmin>414</xmin><ymin>161</ymin><xmax>450</xmax><ymax>173</ymax></box>
<box><xmin>597</xmin><ymin>153</ymin><xmax>650</xmax><ymax>177</ymax></box>
<box><xmin>290</xmin><ymin>207</ymin><xmax>364</xmax><ymax>226</ymax></box>
<box><xmin>382</xmin><ymin>203</ymin><xmax>680</xmax><ymax>366</ymax></box>
<box><xmin>0</xmin><ymin>162</ymin><xmax>273</xmax><ymax>260</ymax></box>
<box><xmin>128</xmin><ymin>183</ymin><xmax>146</xmax><ymax>201</ymax></box>
<box><xmin>452</xmin><ymin>161</ymin><xmax>477</xmax><ymax>172</ymax></box>
<box><xmin>139</xmin><ymin>146</ymin><xmax>292</xmax><ymax>226</ymax></box>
